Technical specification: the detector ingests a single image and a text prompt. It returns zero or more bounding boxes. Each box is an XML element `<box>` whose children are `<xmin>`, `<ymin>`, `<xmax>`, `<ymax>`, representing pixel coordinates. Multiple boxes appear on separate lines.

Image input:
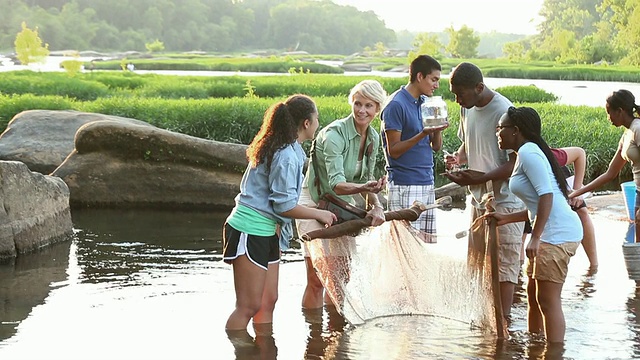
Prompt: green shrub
<box><xmin>495</xmin><ymin>85</ymin><xmax>558</xmax><ymax>103</ymax></box>
<box><xmin>0</xmin><ymin>74</ymin><xmax>625</xmax><ymax>183</ymax></box>
<box><xmin>90</xmin><ymin>58</ymin><xmax>345</xmax><ymax>74</ymax></box>
<box><xmin>0</xmin><ymin>71</ymin><xmax>109</xmax><ymax>100</ymax></box>
<box><xmin>60</xmin><ymin>59</ymin><xmax>83</xmax><ymax>76</ymax></box>
<box><xmin>91</xmin><ymin>73</ymin><xmax>146</xmax><ymax>90</ymax></box>
<box><xmin>139</xmin><ymin>81</ymin><xmax>210</xmax><ymax>99</ymax></box>
<box><xmin>0</xmin><ymin>94</ymin><xmax>74</xmax><ymax>129</ymax></box>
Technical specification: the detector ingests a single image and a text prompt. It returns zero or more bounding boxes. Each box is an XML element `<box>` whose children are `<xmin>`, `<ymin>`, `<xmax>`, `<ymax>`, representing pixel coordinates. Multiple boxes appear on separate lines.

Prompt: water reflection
<box><xmin>576</xmin><ymin>268</ymin><xmax>598</xmax><ymax>299</ymax></box>
<box><xmin>0</xmin><ymin>239</ymin><xmax>71</xmax><ymax>341</ymax></box>
<box><xmin>0</xmin><ymin>204</ymin><xmax>638</xmax><ymax>359</ymax></box>
<box><xmin>227</xmin><ymin>324</ymin><xmax>279</xmax><ymax>360</ymax></box>
<box><xmin>70</xmin><ymin>208</ymin><xmax>225</xmax><ymax>285</ymax></box>
<box><xmin>626</xmin><ymin>294</ymin><xmax>640</xmax><ymax>359</ymax></box>
<box><xmin>302</xmin><ymin>306</ymin><xmax>348</xmax><ymax>359</ymax></box>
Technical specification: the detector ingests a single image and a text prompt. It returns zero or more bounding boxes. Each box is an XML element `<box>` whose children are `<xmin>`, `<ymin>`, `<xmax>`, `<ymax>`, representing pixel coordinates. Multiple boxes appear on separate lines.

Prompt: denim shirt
<box><xmin>305</xmin><ymin>115</ymin><xmax>380</xmax><ymax>204</ymax></box>
<box><xmin>235</xmin><ymin>142</ymin><xmax>307</xmax><ymax>249</ymax></box>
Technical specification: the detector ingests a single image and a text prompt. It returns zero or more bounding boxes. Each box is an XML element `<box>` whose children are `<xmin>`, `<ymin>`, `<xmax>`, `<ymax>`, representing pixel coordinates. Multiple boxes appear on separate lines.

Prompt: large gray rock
<box><xmin>0</xmin><ymin>110</ymin><xmax>151</xmax><ymax>174</ymax></box>
<box><xmin>0</xmin><ymin>161</ymin><xmax>73</xmax><ymax>260</ymax></box>
<box><xmin>51</xmin><ymin>119</ymin><xmax>248</xmax><ymax>210</ymax></box>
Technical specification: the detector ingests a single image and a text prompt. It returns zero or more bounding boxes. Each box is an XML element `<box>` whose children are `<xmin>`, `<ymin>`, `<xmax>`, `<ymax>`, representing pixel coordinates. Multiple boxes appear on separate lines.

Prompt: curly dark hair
<box><xmin>506</xmin><ymin>106</ymin><xmax>569</xmax><ymax>198</ymax></box>
<box><xmin>247</xmin><ymin>94</ymin><xmax>316</xmax><ymax>171</ymax></box>
<box><xmin>449</xmin><ymin>62</ymin><xmax>483</xmax><ymax>89</ymax></box>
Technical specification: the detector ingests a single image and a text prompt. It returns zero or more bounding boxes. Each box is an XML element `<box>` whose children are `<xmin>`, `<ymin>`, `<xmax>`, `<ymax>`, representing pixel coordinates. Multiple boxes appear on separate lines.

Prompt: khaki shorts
<box><xmin>527</xmin><ymin>241</ymin><xmax>580</xmax><ymax>283</ymax></box>
<box><xmin>471</xmin><ymin>205</ymin><xmax>525</xmax><ymax>284</ymax></box>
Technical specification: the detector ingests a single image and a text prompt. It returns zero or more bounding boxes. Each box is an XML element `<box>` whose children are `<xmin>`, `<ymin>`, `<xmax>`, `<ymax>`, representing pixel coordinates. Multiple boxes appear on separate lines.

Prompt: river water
<box><xmin>2</xmin><ymin>56</ymin><xmax>640</xmax><ymax>359</ymax></box>
<box><xmin>0</xmin><ymin>200</ymin><xmax>638</xmax><ymax>360</ymax></box>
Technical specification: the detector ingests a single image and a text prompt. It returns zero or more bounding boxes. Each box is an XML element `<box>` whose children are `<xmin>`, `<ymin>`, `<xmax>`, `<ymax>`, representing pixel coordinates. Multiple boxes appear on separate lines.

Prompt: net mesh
<box><xmin>305</xmin><ymin>217</ymin><xmax>502</xmax><ymax>335</ymax></box>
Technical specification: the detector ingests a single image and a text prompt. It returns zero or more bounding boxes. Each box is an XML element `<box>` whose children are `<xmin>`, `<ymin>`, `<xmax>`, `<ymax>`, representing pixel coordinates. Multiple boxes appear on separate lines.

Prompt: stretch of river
<box><xmin>2</xmin><ymin>55</ymin><xmax>640</xmax><ymax>107</ymax></box>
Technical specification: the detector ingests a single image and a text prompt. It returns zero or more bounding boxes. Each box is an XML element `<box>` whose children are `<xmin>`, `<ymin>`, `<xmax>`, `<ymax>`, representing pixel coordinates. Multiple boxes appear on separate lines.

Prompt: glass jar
<box><xmin>421</xmin><ymin>96</ymin><xmax>448</xmax><ymax>129</ymax></box>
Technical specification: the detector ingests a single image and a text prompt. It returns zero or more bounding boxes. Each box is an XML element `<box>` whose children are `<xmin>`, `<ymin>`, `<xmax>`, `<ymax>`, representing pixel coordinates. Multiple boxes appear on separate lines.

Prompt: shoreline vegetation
<box><xmin>79</xmin><ymin>52</ymin><xmax>640</xmax><ymax>83</ymax></box>
<box><xmin>0</xmin><ymin>54</ymin><xmax>634</xmax><ymax>186</ymax></box>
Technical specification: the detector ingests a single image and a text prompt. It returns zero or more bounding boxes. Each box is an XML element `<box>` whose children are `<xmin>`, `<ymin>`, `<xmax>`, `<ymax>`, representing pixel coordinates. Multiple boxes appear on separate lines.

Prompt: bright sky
<box><xmin>332</xmin><ymin>0</ymin><xmax>545</xmax><ymax>35</ymax></box>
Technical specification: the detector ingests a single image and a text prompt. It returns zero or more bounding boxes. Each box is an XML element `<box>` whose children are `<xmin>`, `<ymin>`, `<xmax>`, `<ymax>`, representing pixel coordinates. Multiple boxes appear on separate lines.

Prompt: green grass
<box><xmin>0</xmin><ymin>67</ymin><xmax>628</xmax><ymax>182</ymax></box>
<box><xmin>90</xmin><ymin>56</ymin><xmax>345</xmax><ymax>74</ymax></box>
<box><xmin>67</xmin><ymin>52</ymin><xmax>640</xmax><ymax>82</ymax></box>
<box><xmin>0</xmin><ymin>91</ymin><xmax>624</xmax><ymax>182</ymax></box>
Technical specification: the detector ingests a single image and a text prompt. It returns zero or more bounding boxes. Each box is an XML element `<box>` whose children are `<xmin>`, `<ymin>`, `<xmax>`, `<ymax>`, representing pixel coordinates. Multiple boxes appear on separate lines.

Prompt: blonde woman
<box><xmin>296</xmin><ymin>80</ymin><xmax>388</xmax><ymax>309</ymax></box>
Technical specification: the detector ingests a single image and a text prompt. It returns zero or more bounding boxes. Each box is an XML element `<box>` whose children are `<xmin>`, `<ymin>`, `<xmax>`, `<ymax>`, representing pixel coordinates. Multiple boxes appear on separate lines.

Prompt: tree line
<box><xmin>0</xmin><ymin>0</ymin><xmax>395</xmax><ymax>54</ymax></box>
<box><xmin>503</xmin><ymin>0</ymin><xmax>640</xmax><ymax>65</ymax></box>
<box><xmin>1</xmin><ymin>0</ymin><xmax>638</xmax><ymax>65</ymax></box>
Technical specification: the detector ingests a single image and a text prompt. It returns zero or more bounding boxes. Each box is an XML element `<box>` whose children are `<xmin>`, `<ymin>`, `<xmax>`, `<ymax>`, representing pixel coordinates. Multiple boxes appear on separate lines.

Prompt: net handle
<box><xmin>301</xmin><ymin>196</ymin><xmax>452</xmax><ymax>241</ymax></box>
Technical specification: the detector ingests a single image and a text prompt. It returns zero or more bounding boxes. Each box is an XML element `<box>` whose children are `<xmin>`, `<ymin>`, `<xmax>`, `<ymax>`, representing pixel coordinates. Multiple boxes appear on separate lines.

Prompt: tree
<box><xmin>14</xmin><ymin>22</ymin><xmax>49</xmax><ymax>65</ymax></box>
<box><xmin>373</xmin><ymin>42</ymin><xmax>386</xmax><ymax>57</ymax></box>
<box><xmin>145</xmin><ymin>39</ymin><xmax>165</xmax><ymax>53</ymax></box>
<box><xmin>408</xmin><ymin>33</ymin><xmax>443</xmax><ymax>61</ymax></box>
<box><xmin>503</xmin><ymin>41</ymin><xmax>526</xmax><ymax>62</ymax></box>
<box><xmin>445</xmin><ymin>25</ymin><xmax>480</xmax><ymax>58</ymax></box>
<box><xmin>60</xmin><ymin>58</ymin><xmax>83</xmax><ymax>76</ymax></box>
<box><xmin>538</xmin><ymin>0</ymin><xmax>601</xmax><ymax>39</ymax></box>
<box><xmin>600</xmin><ymin>0</ymin><xmax>640</xmax><ymax>65</ymax></box>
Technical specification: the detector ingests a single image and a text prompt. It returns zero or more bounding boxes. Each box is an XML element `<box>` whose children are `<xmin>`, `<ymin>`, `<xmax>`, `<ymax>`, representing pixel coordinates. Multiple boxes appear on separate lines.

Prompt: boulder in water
<box><xmin>0</xmin><ymin>161</ymin><xmax>73</xmax><ymax>260</ymax></box>
<box><xmin>51</xmin><ymin>119</ymin><xmax>248</xmax><ymax>210</ymax></box>
<box><xmin>0</xmin><ymin>110</ymin><xmax>151</xmax><ymax>174</ymax></box>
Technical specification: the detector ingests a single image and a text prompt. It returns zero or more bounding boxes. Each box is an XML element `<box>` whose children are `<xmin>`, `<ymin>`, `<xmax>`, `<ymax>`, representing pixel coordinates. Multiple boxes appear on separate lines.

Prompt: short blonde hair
<box><xmin>348</xmin><ymin>80</ymin><xmax>387</xmax><ymax>111</ymax></box>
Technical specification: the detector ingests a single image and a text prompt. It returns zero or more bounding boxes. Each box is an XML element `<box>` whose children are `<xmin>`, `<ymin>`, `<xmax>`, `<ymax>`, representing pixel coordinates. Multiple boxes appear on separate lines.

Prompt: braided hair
<box><xmin>247</xmin><ymin>94</ymin><xmax>316</xmax><ymax>171</ymax></box>
<box><xmin>506</xmin><ymin>106</ymin><xmax>570</xmax><ymax>198</ymax></box>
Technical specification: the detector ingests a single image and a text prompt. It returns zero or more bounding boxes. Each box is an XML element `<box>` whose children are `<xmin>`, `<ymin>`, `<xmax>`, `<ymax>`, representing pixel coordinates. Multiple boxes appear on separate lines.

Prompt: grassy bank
<box><xmin>90</xmin><ymin>56</ymin><xmax>344</xmax><ymax>74</ymax></box>
<box><xmin>0</xmin><ymin>71</ymin><xmax>558</xmax><ymax>104</ymax></box>
<box><xmin>82</xmin><ymin>53</ymin><xmax>640</xmax><ymax>83</ymax></box>
<box><xmin>0</xmin><ymin>70</ymin><xmax>615</xmax><ymax>181</ymax></box>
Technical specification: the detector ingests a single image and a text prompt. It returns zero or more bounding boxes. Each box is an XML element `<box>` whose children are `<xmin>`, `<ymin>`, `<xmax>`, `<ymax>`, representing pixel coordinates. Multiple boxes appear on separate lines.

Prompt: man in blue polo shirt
<box><xmin>381</xmin><ymin>55</ymin><xmax>448</xmax><ymax>242</ymax></box>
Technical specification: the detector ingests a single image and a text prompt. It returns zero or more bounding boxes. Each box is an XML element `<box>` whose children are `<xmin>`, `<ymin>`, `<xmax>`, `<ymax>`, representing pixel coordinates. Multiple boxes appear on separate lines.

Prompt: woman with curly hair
<box><xmin>223</xmin><ymin>94</ymin><xmax>336</xmax><ymax>333</ymax></box>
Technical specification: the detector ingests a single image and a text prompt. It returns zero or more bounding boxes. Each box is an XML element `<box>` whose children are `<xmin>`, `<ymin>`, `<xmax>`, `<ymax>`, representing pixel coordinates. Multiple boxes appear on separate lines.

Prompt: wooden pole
<box><xmin>301</xmin><ymin>196</ymin><xmax>451</xmax><ymax>241</ymax></box>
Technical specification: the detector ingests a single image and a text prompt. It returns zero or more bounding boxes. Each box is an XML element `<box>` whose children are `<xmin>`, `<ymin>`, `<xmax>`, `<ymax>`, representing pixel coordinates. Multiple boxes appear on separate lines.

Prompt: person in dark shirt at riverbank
<box><xmin>222</xmin><ymin>94</ymin><xmax>335</xmax><ymax>334</ymax></box>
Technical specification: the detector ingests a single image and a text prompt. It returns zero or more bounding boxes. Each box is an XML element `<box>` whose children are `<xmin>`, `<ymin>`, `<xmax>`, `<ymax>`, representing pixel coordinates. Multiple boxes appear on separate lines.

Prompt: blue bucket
<box><xmin>621</xmin><ymin>181</ymin><xmax>637</xmax><ymax>221</ymax></box>
<box><xmin>626</xmin><ymin>223</ymin><xmax>636</xmax><ymax>243</ymax></box>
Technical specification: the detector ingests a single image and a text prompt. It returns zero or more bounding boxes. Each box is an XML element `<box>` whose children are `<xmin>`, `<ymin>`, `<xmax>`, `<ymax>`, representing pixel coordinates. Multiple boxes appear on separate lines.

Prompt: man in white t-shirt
<box><xmin>443</xmin><ymin>62</ymin><xmax>526</xmax><ymax>321</ymax></box>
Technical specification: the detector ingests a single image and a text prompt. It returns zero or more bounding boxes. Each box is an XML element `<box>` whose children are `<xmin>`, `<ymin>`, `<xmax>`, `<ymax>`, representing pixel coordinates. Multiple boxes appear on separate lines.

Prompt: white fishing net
<box><xmin>305</xmin><ymin>219</ymin><xmax>500</xmax><ymax>334</ymax></box>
